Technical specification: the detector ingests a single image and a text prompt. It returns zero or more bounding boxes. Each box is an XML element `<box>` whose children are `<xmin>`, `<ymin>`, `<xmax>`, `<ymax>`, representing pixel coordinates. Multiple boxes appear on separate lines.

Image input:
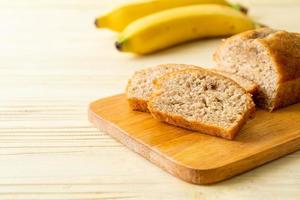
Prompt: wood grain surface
<box><xmin>89</xmin><ymin>94</ymin><xmax>300</xmax><ymax>185</ymax></box>
<box><xmin>1</xmin><ymin>0</ymin><xmax>300</xmax><ymax>199</ymax></box>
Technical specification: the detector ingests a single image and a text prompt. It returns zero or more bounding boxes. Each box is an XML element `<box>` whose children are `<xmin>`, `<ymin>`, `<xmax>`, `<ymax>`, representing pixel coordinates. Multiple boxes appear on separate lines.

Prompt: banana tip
<box><xmin>115</xmin><ymin>41</ymin><xmax>122</xmax><ymax>51</ymax></box>
<box><xmin>239</xmin><ymin>5</ymin><xmax>248</xmax><ymax>14</ymax></box>
<box><xmin>230</xmin><ymin>3</ymin><xmax>248</xmax><ymax>15</ymax></box>
<box><xmin>94</xmin><ymin>18</ymin><xmax>99</xmax><ymax>27</ymax></box>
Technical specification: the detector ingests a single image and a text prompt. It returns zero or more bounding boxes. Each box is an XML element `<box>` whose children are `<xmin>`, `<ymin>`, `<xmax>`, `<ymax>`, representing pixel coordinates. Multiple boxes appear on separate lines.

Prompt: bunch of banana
<box><xmin>95</xmin><ymin>0</ymin><xmax>257</xmax><ymax>54</ymax></box>
<box><xmin>95</xmin><ymin>0</ymin><xmax>234</xmax><ymax>32</ymax></box>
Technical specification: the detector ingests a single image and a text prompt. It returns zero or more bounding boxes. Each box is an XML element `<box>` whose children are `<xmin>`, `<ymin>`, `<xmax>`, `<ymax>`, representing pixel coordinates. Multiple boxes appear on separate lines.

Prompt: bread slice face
<box><xmin>212</xmin><ymin>69</ymin><xmax>258</xmax><ymax>95</ymax></box>
<box><xmin>126</xmin><ymin>64</ymin><xmax>196</xmax><ymax>112</ymax></box>
<box><xmin>148</xmin><ymin>68</ymin><xmax>255</xmax><ymax>140</ymax></box>
<box><xmin>214</xmin><ymin>28</ymin><xmax>300</xmax><ymax>111</ymax></box>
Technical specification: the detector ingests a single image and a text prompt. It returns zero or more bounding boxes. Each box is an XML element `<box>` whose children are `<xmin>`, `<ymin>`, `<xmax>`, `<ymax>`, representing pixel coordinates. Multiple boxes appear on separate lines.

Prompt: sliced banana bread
<box><xmin>214</xmin><ymin>28</ymin><xmax>300</xmax><ymax>111</ymax></box>
<box><xmin>212</xmin><ymin>69</ymin><xmax>258</xmax><ymax>94</ymax></box>
<box><xmin>127</xmin><ymin>64</ymin><xmax>257</xmax><ymax>112</ymax></box>
<box><xmin>126</xmin><ymin>64</ymin><xmax>196</xmax><ymax>112</ymax></box>
<box><xmin>148</xmin><ymin>68</ymin><xmax>255</xmax><ymax>140</ymax></box>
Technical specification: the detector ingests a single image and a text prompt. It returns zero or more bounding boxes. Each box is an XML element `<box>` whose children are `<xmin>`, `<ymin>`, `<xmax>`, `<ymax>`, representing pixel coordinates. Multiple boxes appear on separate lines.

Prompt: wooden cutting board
<box><xmin>88</xmin><ymin>94</ymin><xmax>300</xmax><ymax>185</ymax></box>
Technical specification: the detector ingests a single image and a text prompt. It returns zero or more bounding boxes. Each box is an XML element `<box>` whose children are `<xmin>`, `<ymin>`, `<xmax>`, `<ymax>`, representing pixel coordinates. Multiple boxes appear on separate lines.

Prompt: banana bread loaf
<box><xmin>214</xmin><ymin>28</ymin><xmax>300</xmax><ymax>111</ymax></box>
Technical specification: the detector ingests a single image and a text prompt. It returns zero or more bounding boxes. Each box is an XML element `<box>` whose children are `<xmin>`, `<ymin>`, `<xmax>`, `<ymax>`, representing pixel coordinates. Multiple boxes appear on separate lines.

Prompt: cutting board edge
<box><xmin>88</xmin><ymin>105</ymin><xmax>211</xmax><ymax>184</ymax></box>
<box><xmin>88</xmin><ymin>96</ymin><xmax>300</xmax><ymax>184</ymax></box>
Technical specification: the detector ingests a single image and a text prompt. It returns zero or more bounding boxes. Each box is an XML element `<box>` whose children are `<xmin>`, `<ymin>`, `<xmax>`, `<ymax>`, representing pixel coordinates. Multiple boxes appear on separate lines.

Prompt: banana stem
<box><xmin>230</xmin><ymin>4</ymin><xmax>268</xmax><ymax>29</ymax></box>
<box><xmin>230</xmin><ymin>3</ymin><xmax>248</xmax><ymax>14</ymax></box>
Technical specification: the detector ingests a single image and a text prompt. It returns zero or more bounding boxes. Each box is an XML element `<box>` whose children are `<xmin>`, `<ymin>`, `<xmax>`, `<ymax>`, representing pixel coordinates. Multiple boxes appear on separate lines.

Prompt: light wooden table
<box><xmin>1</xmin><ymin>0</ymin><xmax>299</xmax><ymax>199</ymax></box>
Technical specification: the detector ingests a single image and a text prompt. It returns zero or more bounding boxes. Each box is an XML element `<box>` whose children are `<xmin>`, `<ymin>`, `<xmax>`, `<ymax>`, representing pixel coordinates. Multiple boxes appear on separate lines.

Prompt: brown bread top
<box><xmin>261</xmin><ymin>30</ymin><xmax>300</xmax><ymax>82</ymax></box>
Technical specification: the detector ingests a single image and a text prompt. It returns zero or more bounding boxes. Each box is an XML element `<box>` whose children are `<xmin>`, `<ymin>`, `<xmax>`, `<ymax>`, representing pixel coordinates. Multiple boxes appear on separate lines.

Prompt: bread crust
<box><xmin>260</xmin><ymin>30</ymin><xmax>300</xmax><ymax>82</ymax></box>
<box><xmin>127</xmin><ymin>97</ymin><xmax>149</xmax><ymax>112</ymax></box>
<box><xmin>214</xmin><ymin>28</ymin><xmax>300</xmax><ymax>111</ymax></box>
<box><xmin>273</xmin><ymin>77</ymin><xmax>300</xmax><ymax>109</ymax></box>
<box><xmin>148</xmin><ymin>68</ymin><xmax>256</xmax><ymax>140</ymax></box>
<box><xmin>241</xmin><ymin>83</ymin><xmax>257</xmax><ymax>95</ymax></box>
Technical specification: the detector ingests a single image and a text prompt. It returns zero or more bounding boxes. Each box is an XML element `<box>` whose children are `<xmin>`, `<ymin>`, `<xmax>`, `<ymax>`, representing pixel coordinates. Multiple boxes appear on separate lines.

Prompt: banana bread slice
<box><xmin>126</xmin><ymin>64</ymin><xmax>196</xmax><ymax>112</ymax></box>
<box><xmin>214</xmin><ymin>28</ymin><xmax>300</xmax><ymax>111</ymax></box>
<box><xmin>148</xmin><ymin>68</ymin><xmax>255</xmax><ymax>140</ymax></box>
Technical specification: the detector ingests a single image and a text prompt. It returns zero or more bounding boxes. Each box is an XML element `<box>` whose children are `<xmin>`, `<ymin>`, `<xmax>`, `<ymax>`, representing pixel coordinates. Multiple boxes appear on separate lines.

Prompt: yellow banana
<box><xmin>115</xmin><ymin>4</ymin><xmax>255</xmax><ymax>54</ymax></box>
<box><xmin>95</xmin><ymin>0</ymin><xmax>230</xmax><ymax>32</ymax></box>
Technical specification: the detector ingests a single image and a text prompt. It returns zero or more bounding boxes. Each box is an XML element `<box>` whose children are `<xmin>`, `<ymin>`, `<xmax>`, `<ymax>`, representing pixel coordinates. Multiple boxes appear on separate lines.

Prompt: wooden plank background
<box><xmin>0</xmin><ymin>0</ymin><xmax>299</xmax><ymax>199</ymax></box>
